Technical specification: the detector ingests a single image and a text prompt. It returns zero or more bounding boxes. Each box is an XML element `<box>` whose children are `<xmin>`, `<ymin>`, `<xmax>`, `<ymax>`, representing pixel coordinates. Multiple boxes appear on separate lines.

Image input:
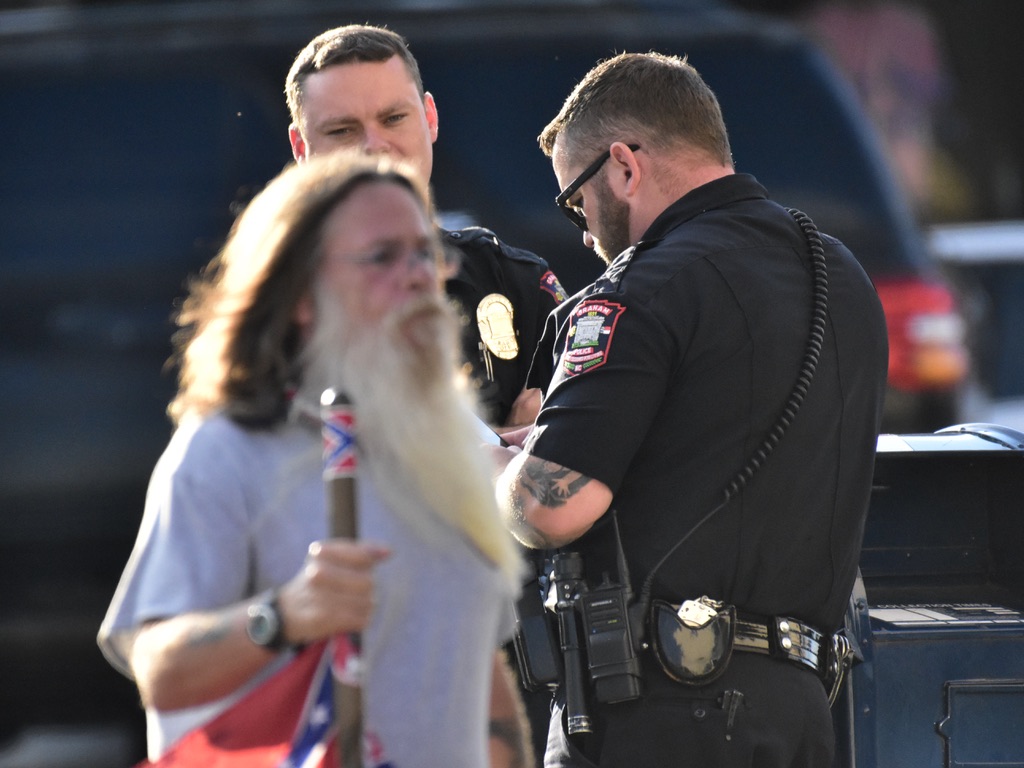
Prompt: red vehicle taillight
<box><xmin>874</xmin><ymin>277</ymin><xmax>969</xmax><ymax>392</ymax></box>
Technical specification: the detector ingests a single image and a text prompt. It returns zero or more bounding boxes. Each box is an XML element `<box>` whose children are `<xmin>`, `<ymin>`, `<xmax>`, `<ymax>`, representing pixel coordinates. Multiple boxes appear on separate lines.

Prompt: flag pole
<box><xmin>321</xmin><ymin>388</ymin><xmax>363</xmax><ymax>768</ymax></box>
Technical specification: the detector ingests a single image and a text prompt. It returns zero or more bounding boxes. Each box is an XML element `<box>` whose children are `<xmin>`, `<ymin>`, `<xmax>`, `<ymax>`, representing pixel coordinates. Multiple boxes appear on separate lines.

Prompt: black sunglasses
<box><xmin>554</xmin><ymin>144</ymin><xmax>641</xmax><ymax>231</ymax></box>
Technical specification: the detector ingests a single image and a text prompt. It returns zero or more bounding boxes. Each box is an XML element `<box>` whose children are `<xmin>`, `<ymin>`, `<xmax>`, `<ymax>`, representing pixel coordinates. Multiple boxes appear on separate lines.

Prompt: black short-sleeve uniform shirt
<box><xmin>526</xmin><ymin>174</ymin><xmax>888</xmax><ymax>635</ymax></box>
<box><xmin>443</xmin><ymin>227</ymin><xmax>566</xmax><ymax>425</ymax></box>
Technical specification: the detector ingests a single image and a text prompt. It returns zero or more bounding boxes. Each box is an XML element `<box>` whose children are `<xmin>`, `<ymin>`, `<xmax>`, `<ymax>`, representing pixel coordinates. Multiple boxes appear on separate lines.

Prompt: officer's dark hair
<box><xmin>539</xmin><ymin>51</ymin><xmax>732</xmax><ymax>168</ymax></box>
<box><xmin>285</xmin><ymin>25</ymin><xmax>425</xmax><ymax>128</ymax></box>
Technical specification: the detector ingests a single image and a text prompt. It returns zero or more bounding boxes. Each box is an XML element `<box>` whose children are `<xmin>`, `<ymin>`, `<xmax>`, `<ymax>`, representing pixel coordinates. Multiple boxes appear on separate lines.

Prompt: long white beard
<box><xmin>296</xmin><ymin>291</ymin><xmax>522</xmax><ymax>590</ymax></box>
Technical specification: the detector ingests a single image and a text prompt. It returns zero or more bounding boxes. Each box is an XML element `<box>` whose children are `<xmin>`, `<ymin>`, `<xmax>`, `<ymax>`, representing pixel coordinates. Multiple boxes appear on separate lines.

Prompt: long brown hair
<box><xmin>168</xmin><ymin>152</ymin><xmax>433</xmax><ymax>427</ymax></box>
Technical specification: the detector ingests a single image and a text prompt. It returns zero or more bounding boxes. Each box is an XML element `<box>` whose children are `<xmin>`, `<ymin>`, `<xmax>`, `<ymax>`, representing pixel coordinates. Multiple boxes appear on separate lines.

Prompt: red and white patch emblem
<box><xmin>562</xmin><ymin>299</ymin><xmax>626</xmax><ymax>376</ymax></box>
<box><xmin>540</xmin><ymin>270</ymin><xmax>568</xmax><ymax>303</ymax></box>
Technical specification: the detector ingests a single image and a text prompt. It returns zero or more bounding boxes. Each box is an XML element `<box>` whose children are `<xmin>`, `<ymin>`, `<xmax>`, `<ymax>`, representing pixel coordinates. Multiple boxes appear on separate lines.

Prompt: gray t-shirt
<box><xmin>99</xmin><ymin>412</ymin><xmax>515</xmax><ymax>765</ymax></box>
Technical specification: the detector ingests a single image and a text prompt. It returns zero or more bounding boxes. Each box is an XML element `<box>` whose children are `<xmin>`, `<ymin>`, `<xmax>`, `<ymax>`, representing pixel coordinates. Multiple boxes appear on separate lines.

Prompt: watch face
<box><xmin>246</xmin><ymin>603</ymin><xmax>281</xmax><ymax>648</ymax></box>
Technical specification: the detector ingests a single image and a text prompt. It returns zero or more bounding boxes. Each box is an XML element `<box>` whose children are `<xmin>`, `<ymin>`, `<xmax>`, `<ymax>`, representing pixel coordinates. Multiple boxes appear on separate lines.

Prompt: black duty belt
<box><xmin>734</xmin><ymin>615</ymin><xmax>826</xmax><ymax>675</ymax></box>
<box><xmin>650</xmin><ymin>597</ymin><xmax>854</xmax><ymax>705</ymax></box>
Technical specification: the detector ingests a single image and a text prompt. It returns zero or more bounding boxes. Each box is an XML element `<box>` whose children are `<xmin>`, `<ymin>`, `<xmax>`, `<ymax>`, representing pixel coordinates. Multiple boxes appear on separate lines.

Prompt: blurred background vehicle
<box><xmin>1</xmin><ymin>0</ymin><xmax>1020</xmax><ymax>765</ymax></box>
<box><xmin>928</xmin><ymin>220</ymin><xmax>1024</xmax><ymax>431</ymax></box>
<box><xmin>739</xmin><ymin>0</ymin><xmax>1024</xmax><ymax>431</ymax></box>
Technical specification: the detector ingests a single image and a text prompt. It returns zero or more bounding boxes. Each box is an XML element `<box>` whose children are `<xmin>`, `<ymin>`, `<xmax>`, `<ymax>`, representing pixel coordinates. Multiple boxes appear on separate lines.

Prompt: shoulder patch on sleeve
<box><xmin>540</xmin><ymin>270</ymin><xmax>568</xmax><ymax>303</ymax></box>
<box><xmin>562</xmin><ymin>299</ymin><xmax>626</xmax><ymax>377</ymax></box>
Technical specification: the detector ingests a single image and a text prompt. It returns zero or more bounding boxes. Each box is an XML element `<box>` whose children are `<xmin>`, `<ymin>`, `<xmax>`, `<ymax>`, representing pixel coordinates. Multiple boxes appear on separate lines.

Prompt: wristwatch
<box><xmin>245</xmin><ymin>591</ymin><xmax>288</xmax><ymax>651</ymax></box>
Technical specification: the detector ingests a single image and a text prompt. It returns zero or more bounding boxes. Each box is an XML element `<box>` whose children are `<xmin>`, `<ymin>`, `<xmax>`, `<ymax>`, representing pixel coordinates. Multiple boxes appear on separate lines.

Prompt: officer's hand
<box><xmin>504</xmin><ymin>387</ymin><xmax>542</xmax><ymax>427</ymax></box>
<box><xmin>495</xmin><ymin>424</ymin><xmax>532</xmax><ymax>449</ymax></box>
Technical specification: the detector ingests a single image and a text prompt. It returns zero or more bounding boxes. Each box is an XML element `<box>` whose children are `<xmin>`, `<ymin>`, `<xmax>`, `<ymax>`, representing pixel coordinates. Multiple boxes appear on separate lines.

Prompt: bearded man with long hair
<box><xmin>99</xmin><ymin>152</ymin><xmax>527</xmax><ymax>767</ymax></box>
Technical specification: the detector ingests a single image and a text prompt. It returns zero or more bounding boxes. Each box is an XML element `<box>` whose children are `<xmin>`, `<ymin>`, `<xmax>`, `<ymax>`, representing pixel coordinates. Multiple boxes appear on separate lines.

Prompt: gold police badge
<box><xmin>476</xmin><ymin>293</ymin><xmax>519</xmax><ymax>360</ymax></box>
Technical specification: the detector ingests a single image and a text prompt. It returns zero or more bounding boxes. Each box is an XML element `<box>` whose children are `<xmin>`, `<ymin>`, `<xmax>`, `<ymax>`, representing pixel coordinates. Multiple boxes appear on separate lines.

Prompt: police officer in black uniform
<box><xmin>492</xmin><ymin>52</ymin><xmax>888</xmax><ymax>767</ymax></box>
<box><xmin>443</xmin><ymin>226</ymin><xmax>565</xmax><ymax>424</ymax></box>
<box><xmin>286</xmin><ymin>24</ymin><xmax>566</xmax><ymax>427</ymax></box>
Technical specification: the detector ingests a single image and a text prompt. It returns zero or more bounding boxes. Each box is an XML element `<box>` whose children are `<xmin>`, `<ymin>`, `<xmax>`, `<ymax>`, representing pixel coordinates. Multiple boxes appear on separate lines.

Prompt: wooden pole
<box><xmin>320</xmin><ymin>388</ymin><xmax>363</xmax><ymax>768</ymax></box>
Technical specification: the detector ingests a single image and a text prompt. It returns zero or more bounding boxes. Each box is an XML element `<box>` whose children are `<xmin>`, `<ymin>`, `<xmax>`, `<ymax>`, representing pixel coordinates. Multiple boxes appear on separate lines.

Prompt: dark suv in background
<box><xmin>0</xmin><ymin>0</ymin><xmax>970</xmax><ymax>764</ymax></box>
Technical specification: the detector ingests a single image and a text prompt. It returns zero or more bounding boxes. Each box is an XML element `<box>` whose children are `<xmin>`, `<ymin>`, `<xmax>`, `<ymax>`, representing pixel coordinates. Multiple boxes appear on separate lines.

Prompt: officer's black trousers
<box><xmin>545</xmin><ymin>653</ymin><xmax>835</xmax><ymax>767</ymax></box>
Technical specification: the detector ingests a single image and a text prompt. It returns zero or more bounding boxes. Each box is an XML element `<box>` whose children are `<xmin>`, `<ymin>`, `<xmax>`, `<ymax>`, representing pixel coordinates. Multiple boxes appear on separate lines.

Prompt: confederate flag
<box><xmin>140</xmin><ymin>640</ymin><xmax>342</xmax><ymax>768</ymax></box>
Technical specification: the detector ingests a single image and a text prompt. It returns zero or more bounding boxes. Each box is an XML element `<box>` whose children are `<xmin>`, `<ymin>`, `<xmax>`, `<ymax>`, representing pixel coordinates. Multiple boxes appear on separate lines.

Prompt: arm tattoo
<box><xmin>489</xmin><ymin>717</ymin><xmax>529</xmax><ymax>768</ymax></box>
<box><xmin>520</xmin><ymin>458</ymin><xmax>589</xmax><ymax>508</ymax></box>
<box><xmin>184</xmin><ymin>616</ymin><xmax>234</xmax><ymax>648</ymax></box>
